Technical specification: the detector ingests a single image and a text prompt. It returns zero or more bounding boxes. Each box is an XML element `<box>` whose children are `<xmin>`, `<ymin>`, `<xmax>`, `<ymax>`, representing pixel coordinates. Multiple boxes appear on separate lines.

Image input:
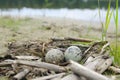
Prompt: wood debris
<box><xmin>0</xmin><ymin>37</ymin><xmax>118</xmax><ymax>80</ymax></box>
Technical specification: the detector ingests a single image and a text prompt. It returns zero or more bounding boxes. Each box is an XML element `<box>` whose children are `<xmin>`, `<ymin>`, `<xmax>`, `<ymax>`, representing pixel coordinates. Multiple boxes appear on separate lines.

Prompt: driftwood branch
<box><xmin>61</xmin><ymin>74</ymin><xmax>80</xmax><ymax>80</ymax></box>
<box><xmin>0</xmin><ymin>61</ymin><xmax>13</xmax><ymax>67</ymax></box>
<box><xmin>70</xmin><ymin>60</ymin><xmax>111</xmax><ymax>80</ymax></box>
<box><xmin>84</xmin><ymin>56</ymin><xmax>112</xmax><ymax>73</ymax></box>
<box><xmin>31</xmin><ymin>73</ymin><xmax>66</xmax><ymax>80</ymax></box>
<box><xmin>51</xmin><ymin>77</ymin><xmax>62</xmax><ymax>80</ymax></box>
<box><xmin>99</xmin><ymin>42</ymin><xmax>110</xmax><ymax>55</ymax></box>
<box><xmin>5</xmin><ymin>60</ymin><xmax>66</xmax><ymax>72</ymax></box>
<box><xmin>13</xmin><ymin>69</ymin><xmax>30</xmax><ymax>80</ymax></box>
<box><xmin>108</xmin><ymin>66</ymin><xmax>120</xmax><ymax>74</ymax></box>
<box><xmin>51</xmin><ymin>38</ymin><xmax>65</xmax><ymax>41</ymax></box>
<box><xmin>82</xmin><ymin>41</ymin><xmax>109</xmax><ymax>62</ymax></box>
<box><xmin>15</xmin><ymin>56</ymin><xmax>40</xmax><ymax>60</ymax></box>
<box><xmin>84</xmin><ymin>56</ymin><xmax>106</xmax><ymax>70</ymax></box>
<box><xmin>51</xmin><ymin>37</ymin><xmax>93</xmax><ymax>42</ymax></box>
<box><xmin>56</xmin><ymin>44</ymin><xmax>89</xmax><ymax>48</ymax></box>
<box><xmin>65</xmin><ymin>37</ymin><xmax>93</xmax><ymax>42</ymax></box>
<box><xmin>96</xmin><ymin>58</ymin><xmax>112</xmax><ymax>73</ymax></box>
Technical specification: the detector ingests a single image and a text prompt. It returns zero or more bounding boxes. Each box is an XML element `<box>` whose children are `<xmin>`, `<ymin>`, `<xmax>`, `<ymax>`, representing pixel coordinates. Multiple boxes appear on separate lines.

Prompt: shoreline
<box><xmin>0</xmin><ymin>16</ymin><xmax>119</xmax><ymax>55</ymax></box>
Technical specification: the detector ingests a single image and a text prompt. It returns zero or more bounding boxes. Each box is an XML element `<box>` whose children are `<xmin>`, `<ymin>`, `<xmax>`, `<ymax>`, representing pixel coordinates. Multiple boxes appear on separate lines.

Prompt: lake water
<box><xmin>0</xmin><ymin>0</ymin><xmax>120</xmax><ymax>23</ymax></box>
<box><xmin>0</xmin><ymin>8</ymin><xmax>120</xmax><ymax>23</ymax></box>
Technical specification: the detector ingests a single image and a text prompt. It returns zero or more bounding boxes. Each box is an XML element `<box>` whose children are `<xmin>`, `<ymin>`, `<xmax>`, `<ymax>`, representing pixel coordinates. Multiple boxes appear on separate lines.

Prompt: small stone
<box><xmin>45</xmin><ymin>49</ymin><xmax>64</xmax><ymax>64</ymax></box>
<box><xmin>65</xmin><ymin>46</ymin><xmax>82</xmax><ymax>62</ymax></box>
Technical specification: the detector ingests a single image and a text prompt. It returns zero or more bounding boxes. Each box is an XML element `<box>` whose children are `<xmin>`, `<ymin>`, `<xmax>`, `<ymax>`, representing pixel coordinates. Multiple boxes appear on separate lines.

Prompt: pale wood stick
<box><xmin>96</xmin><ymin>58</ymin><xmax>112</xmax><ymax>73</ymax></box>
<box><xmin>84</xmin><ymin>56</ymin><xmax>106</xmax><ymax>71</ymax></box>
<box><xmin>50</xmin><ymin>77</ymin><xmax>62</xmax><ymax>80</ymax></box>
<box><xmin>51</xmin><ymin>38</ymin><xmax>65</xmax><ymax>41</ymax></box>
<box><xmin>70</xmin><ymin>60</ymin><xmax>112</xmax><ymax>80</ymax></box>
<box><xmin>61</xmin><ymin>74</ymin><xmax>80</xmax><ymax>80</ymax></box>
<box><xmin>57</xmin><ymin>44</ymin><xmax>89</xmax><ymax>48</ymax></box>
<box><xmin>31</xmin><ymin>73</ymin><xmax>66</xmax><ymax>80</ymax></box>
<box><xmin>84</xmin><ymin>56</ymin><xmax>94</xmax><ymax>64</ymax></box>
<box><xmin>108</xmin><ymin>66</ymin><xmax>120</xmax><ymax>74</ymax></box>
<box><xmin>15</xmin><ymin>56</ymin><xmax>40</xmax><ymax>60</ymax></box>
<box><xmin>0</xmin><ymin>61</ymin><xmax>13</xmax><ymax>67</ymax></box>
<box><xmin>5</xmin><ymin>60</ymin><xmax>66</xmax><ymax>72</ymax></box>
<box><xmin>99</xmin><ymin>42</ymin><xmax>110</xmax><ymax>55</ymax></box>
<box><xmin>82</xmin><ymin>42</ymin><xmax>110</xmax><ymax>63</ymax></box>
<box><xmin>13</xmin><ymin>69</ymin><xmax>30</xmax><ymax>80</ymax></box>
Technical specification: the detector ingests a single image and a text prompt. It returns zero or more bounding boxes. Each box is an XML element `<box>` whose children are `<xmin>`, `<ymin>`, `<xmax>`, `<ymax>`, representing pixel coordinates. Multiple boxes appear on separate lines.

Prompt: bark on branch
<box><xmin>31</xmin><ymin>73</ymin><xmax>66</xmax><ymax>80</ymax></box>
<box><xmin>70</xmin><ymin>60</ymin><xmax>112</xmax><ymax>80</ymax></box>
<box><xmin>51</xmin><ymin>37</ymin><xmax>93</xmax><ymax>43</ymax></box>
<box><xmin>5</xmin><ymin>60</ymin><xmax>66</xmax><ymax>72</ymax></box>
<box><xmin>13</xmin><ymin>69</ymin><xmax>30</xmax><ymax>80</ymax></box>
<box><xmin>108</xmin><ymin>66</ymin><xmax>120</xmax><ymax>74</ymax></box>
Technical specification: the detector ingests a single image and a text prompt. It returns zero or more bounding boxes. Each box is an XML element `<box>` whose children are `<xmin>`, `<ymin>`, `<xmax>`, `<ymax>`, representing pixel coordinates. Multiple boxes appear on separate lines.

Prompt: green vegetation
<box><xmin>0</xmin><ymin>17</ymin><xmax>30</xmax><ymax>32</ymax></box>
<box><xmin>112</xmin><ymin>0</ymin><xmax>119</xmax><ymax>65</ymax></box>
<box><xmin>114</xmin><ymin>0</ymin><xmax>119</xmax><ymax>55</ymax></box>
<box><xmin>103</xmin><ymin>0</ymin><xmax>113</xmax><ymax>41</ymax></box>
<box><xmin>0</xmin><ymin>76</ymin><xmax>8</xmax><ymax>80</ymax></box>
<box><xmin>98</xmin><ymin>0</ymin><xmax>119</xmax><ymax>65</ymax></box>
<box><xmin>0</xmin><ymin>17</ymin><xmax>21</xmax><ymax>31</ymax></box>
<box><xmin>111</xmin><ymin>43</ymin><xmax>120</xmax><ymax>65</ymax></box>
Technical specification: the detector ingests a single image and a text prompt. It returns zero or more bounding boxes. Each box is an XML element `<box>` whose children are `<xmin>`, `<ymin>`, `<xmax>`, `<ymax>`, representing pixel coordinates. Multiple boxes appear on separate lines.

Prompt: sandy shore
<box><xmin>0</xmin><ymin>16</ymin><xmax>119</xmax><ymax>55</ymax></box>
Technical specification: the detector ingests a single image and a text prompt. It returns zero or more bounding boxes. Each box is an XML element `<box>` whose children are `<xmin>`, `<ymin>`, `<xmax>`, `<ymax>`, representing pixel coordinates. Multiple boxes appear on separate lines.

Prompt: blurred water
<box><xmin>0</xmin><ymin>8</ymin><xmax>120</xmax><ymax>23</ymax></box>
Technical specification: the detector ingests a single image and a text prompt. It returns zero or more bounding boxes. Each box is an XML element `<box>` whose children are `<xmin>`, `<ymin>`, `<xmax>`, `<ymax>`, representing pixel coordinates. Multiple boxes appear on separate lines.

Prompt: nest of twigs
<box><xmin>0</xmin><ymin>37</ymin><xmax>119</xmax><ymax>80</ymax></box>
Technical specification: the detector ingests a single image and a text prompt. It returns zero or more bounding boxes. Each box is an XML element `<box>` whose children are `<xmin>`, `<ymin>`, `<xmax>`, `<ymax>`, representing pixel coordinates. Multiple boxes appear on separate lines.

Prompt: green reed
<box><xmin>115</xmin><ymin>0</ymin><xmax>118</xmax><ymax>54</ymax></box>
<box><xmin>98</xmin><ymin>0</ymin><xmax>113</xmax><ymax>41</ymax></box>
<box><xmin>113</xmin><ymin>0</ymin><xmax>119</xmax><ymax>65</ymax></box>
<box><xmin>104</xmin><ymin>0</ymin><xmax>113</xmax><ymax>41</ymax></box>
<box><xmin>98</xmin><ymin>0</ymin><xmax>119</xmax><ymax>65</ymax></box>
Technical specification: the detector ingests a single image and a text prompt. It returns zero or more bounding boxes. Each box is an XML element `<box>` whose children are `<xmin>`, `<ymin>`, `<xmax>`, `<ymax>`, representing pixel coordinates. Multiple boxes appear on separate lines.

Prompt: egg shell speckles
<box><xmin>65</xmin><ymin>46</ymin><xmax>82</xmax><ymax>62</ymax></box>
<box><xmin>45</xmin><ymin>49</ymin><xmax>64</xmax><ymax>64</ymax></box>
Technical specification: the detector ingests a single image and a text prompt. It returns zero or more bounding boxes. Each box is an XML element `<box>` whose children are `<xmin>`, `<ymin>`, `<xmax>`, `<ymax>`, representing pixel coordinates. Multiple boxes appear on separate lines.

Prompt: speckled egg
<box><xmin>45</xmin><ymin>49</ymin><xmax>64</xmax><ymax>64</ymax></box>
<box><xmin>65</xmin><ymin>46</ymin><xmax>82</xmax><ymax>62</ymax></box>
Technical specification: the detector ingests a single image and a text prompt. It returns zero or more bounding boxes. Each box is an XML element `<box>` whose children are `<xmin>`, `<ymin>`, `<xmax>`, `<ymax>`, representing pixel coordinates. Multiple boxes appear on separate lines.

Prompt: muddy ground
<box><xmin>0</xmin><ymin>16</ymin><xmax>120</xmax><ymax>55</ymax></box>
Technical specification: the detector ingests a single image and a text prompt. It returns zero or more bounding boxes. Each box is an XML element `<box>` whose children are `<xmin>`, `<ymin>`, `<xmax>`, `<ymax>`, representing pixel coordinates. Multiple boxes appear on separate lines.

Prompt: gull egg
<box><xmin>45</xmin><ymin>49</ymin><xmax>64</xmax><ymax>64</ymax></box>
<box><xmin>65</xmin><ymin>46</ymin><xmax>82</xmax><ymax>62</ymax></box>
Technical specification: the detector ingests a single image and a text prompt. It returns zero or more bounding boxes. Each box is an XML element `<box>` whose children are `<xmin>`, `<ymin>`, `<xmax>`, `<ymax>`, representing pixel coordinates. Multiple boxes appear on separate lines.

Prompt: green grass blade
<box><xmin>105</xmin><ymin>0</ymin><xmax>111</xmax><ymax>31</ymax></box>
<box><xmin>106</xmin><ymin>10</ymin><xmax>113</xmax><ymax>30</ymax></box>
<box><xmin>115</xmin><ymin>0</ymin><xmax>119</xmax><ymax>56</ymax></box>
<box><xmin>115</xmin><ymin>0</ymin><xmax>118</xmax><ymax>29</ymax></box>
<box><xmin>98</xmin><ymin>0</ymin><xmax>104</xmax><ymax>41</ymax></box>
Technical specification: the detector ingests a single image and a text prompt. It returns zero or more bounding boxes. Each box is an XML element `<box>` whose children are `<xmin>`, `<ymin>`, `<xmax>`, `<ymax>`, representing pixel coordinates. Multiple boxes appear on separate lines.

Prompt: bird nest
<box><xmin>0</xmin><ymin>37</ymin><xmax>119</xmax><ymax>80</ymax></box>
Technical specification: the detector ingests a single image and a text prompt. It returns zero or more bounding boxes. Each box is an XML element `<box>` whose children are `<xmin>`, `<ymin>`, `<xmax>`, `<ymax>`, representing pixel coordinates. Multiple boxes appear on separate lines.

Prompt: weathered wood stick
<box><xmin>84</xmin><ymin>56</ymin><xmax>94</xmax><ymax>64</ymax></box>
<box><xmin>70</xmin><ymin>60</ymin><xmax>112</xmax><ymax>80</ymax></box>
<box><xmin>61</xmin><ymin>74</ymin><xmax>80</xmax><ymax>80</ymax></box>
<box><xmin>50</xmin><ymin>77</ymin><xmax>62</xmax><ymax>80</ymax></box>
<box><xmin>31</xmin><ymin>73</ymin><xmax>66</xmax><ymax>80</ymax></box>
<box><xmin>15</xmin><ymin>56</ymin><xmax>40</xmax><ymax>60</ymax></box>
<box><xmin>57</xmin><ymin>44</ymin><xmax>89</xmax><ymax>47</ymax></box>
<box><xmin>84</xmin><ymin>56</ymin><xmax>106</xmax><ymax>71</ymax></box>
<box><xmin>51</xmin><ymin>38</ymin><xmax>65</xmax><ymax>41</ymax></box>
<box><xmin>65</xmin><ymin>37</ymin><xmax>93</xmax><ymax>42</ymax></box>
<box><xmin>82</xmin><ymin>41</ymin><xmax>109</xmax><ymax>61</ymax></box>
<box><xmin>0</xmin><ymin>61</ymin><xmax>13</xmax><ymax>67</ymax></box>
<box><xmin>108</xmin><ymin>66</ymin><xmax>120</xmax><ymax>74</ymax></box>
<box><xmin>100</xmin><ymin>42</ymin><xmax>110</xmax><ymax>54</ymax></box>
<box><xmin>84</xmin><ymin>55</ymin><xmax>112</xmax><ymax>74</ymax></box>
<box><xmin>96</xmin><ymin>58</ymin><xmax>112</xmax><ymax>73</ymax></box>
<box><xmin>5</xmin><ymin>60</ymin><xmax>66</xmax><ymax>72</ymax></box>
<box><xmin>13</xmin><ymin>69</ymin><xmax>30</xmax><ymax>80</ymax></box>
<box><xmin>51</xmin><ymin>37</ymin><xmax>93</xmax><ymax>42</ymax></box>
